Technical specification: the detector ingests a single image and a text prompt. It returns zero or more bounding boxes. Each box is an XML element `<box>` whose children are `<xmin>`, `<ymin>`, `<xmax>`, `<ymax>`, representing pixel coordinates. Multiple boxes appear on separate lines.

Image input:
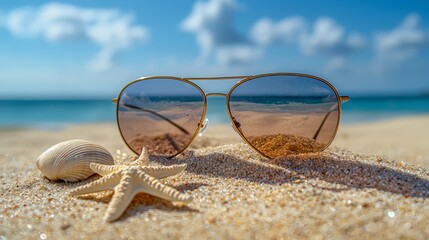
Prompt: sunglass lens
<box><xmin>228</xmin><ymin>75</ymin><xmax>340</xmax><ymax>158</ymax></box>
<box><xmin>117</xmin><ymin>78</ymin><xmax>205</xmax><ymax>157</ymax></box>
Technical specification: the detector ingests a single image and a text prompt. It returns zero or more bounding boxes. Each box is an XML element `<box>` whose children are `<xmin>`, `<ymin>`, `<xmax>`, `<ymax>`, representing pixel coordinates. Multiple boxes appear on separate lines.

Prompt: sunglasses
<box><xmin>113</xmin><ymin>73</ymin><xmax>349</xmax><ymax>159</ymax></box>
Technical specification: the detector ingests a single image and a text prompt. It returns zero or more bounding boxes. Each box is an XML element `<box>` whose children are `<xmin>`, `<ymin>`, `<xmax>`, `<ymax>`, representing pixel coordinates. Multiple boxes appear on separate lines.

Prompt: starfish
<box><xmin>89</xmin><ymin>148</ymin><xmax>187</xmax><ymax>179</ymax></box>
<box><xmin>70</xmin><ymin>148</ymin><xmax>192</xmax><ymax>222</ymax></box>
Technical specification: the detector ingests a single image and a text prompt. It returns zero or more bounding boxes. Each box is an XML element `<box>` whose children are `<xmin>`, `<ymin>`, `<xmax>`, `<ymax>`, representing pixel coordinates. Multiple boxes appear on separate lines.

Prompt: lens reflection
<box><xmin>117</xmin><ymin>78</ymin><xmax>205</xmax><ymax>157</ymax></box>
<box><xmin>228</xmin><ymin>75</ymin><xmax>339</xmax><ymax>158</ymax></box>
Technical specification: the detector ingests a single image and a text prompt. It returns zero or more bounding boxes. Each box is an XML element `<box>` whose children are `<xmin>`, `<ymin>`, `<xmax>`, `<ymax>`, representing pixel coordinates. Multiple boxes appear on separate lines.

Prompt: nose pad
<box><xmin>198</xmin><ymin>118</ymin><xmax>209</xmax><ymax>137</ymax></box>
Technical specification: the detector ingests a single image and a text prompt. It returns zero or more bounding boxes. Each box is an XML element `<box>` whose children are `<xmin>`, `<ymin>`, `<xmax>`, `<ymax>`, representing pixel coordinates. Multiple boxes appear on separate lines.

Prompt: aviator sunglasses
<box><xmin>113</xmin><ymin>73</ymin><xmax>349</xmax><ymax>159</ymax></box>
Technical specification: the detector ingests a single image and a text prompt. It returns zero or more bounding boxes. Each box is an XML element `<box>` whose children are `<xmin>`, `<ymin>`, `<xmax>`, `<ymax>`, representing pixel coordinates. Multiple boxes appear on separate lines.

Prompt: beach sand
<box><xmin>333</xmin><ymin>115</ymin><xmax>429</xmax><ymax>169</ymax></box>
<box><xmin>0</xmin><ymin>116</ymin><xmax>428</xmax><ymax>239</ymax></box>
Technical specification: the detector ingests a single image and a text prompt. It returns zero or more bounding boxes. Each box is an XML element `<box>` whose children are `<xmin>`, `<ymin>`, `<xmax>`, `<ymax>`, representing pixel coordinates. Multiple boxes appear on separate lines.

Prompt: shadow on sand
<box><xmin>58</xmin><ymin>148</ymin><xmax>428</xmax><ymax>222</ymax></box>
<box><xmin>152</xmin><ymin>150</ymin><xmax>429</xmax><ymax>198</ymax></box>
<box><xmin>68</xmin><ymin>181</ymin><xmax>203</xmax><ymax>221</ymax></box>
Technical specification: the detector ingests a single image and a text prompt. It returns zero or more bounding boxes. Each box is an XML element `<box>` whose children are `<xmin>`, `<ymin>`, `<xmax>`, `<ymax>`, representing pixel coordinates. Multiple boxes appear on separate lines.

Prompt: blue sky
<box><xmin>0</xmin><ymin>0</ymin><xmax>428</xmax><ymax>98</ymax></box>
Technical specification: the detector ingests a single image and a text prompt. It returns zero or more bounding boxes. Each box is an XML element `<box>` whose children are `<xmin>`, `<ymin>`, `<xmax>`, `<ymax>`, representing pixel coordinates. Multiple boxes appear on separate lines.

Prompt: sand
<box><xmin>333</xmin><ymin>115</ymin><xmax>429</xmax><ymax>169</ymax></box>
<box><xmin>0</xmin><ymin>116</ymin><xmax>428</xmax><ymax>239</ymax></box>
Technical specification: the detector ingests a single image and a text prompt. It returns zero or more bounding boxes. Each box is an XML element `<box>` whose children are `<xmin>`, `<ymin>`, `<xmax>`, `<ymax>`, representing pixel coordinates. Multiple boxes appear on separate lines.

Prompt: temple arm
<box><xmin>312</xmin><ymin>96</ymin><xmax>349</xmax><ymax>140</ymax></box>
<box><xmin>112</xmin><ymin>98</ymin><xmax>190</xmax><ymax>135</ymax></box>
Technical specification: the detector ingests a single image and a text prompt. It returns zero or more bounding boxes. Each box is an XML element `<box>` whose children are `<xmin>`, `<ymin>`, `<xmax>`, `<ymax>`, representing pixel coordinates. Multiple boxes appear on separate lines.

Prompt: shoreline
<box><xmin>1</xmin><ymin>111</ymin><xmax>429</xmax><ymax>130</ymax></box>
<box><xmin>1</xmin><ymin>115</ymin><xmax>428</xmax><ymax>168</ymax></box>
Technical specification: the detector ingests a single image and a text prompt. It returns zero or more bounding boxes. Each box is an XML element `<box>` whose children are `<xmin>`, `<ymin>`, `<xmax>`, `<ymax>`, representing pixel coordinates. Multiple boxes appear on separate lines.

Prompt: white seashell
<box><xmin>36</xmin><ymin>139</ymin><xmax>114</xmax><ymax>182</ymax></box>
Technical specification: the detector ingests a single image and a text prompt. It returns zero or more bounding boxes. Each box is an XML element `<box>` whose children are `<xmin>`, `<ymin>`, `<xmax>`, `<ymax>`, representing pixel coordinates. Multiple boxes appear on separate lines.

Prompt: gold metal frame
<box><xmin>113</xmin><ymin>72</ymin><xmax>349</xmax><ymax>159</ymax></box>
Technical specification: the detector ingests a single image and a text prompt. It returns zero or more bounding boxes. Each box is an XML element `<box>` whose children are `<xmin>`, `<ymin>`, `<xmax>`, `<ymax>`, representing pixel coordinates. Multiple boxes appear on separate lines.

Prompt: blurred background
<box><xmin>0</xmin><ymin>0</ymin><xmax>428</xmax><ymax>127</ymax></box>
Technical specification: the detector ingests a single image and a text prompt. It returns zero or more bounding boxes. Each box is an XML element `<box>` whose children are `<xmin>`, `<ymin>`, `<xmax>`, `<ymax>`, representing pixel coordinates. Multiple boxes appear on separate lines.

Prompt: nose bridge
<box><xmin>205</xmin><ymin>92</ymin><xmax>227</xmax><ymax>97</ymax></box>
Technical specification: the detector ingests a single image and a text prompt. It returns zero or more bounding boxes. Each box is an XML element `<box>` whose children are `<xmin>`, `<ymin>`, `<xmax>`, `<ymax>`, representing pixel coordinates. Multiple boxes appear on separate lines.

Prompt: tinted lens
<box><xmin>228</xmin><ymin>75</ymin><xmax>339</xmax><ymax>158</ymax></box>
<box><xmin>117</xmin><ymin>78</ymin><xmax>205</xmax><ymax>157</ymax></box>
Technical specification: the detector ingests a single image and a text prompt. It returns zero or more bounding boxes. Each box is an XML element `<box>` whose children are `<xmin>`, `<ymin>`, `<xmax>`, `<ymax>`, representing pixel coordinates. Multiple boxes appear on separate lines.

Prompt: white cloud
<box><xmin>301</xmin><ymin>17</ymin><xmax>365</xmax><ymax>56</ymax></box>
<box><xmin>181</xmin><ymin>0</ymin><xmax>365</xmax><ymax>70</ymax></box>
<box><xmin>216</xmin><ymin>45</ymin><xmax>263</xmax><ymax>65</ymax></box>
<box><xmin>181</xmin><ymin>0</ymin><xmax>260</xmax><ymax>65</ymax></box>
<box><xmin>248</xmin><ymin>16</ymin><xmax>365</xmax><ymax>72</ymax></box>
<box><xmin>250</xmin><ymin>16</ymin><xmax>365</xmax><ymax>58</ymax></box>
<box><xmin>251</xmin><ymin>16</ymin><xmax>306</xmax><ymax>45</ymax></box>
<box><xmin>1</xmin><ymin>2</ymin><xmax>149</xmax><ymax>71</ymax></box>
<box><xmin>375</xmin><ymin>13</ymin><xmax>429</xmax><ymax>61</ymax></box>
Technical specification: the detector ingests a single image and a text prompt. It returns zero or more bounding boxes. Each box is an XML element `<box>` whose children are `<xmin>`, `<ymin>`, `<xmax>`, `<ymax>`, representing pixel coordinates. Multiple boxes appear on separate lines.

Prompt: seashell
<box><xmin>36</xmin><ymin>139</ymin><xmax>114</xmax><ymax>182</ymax></box>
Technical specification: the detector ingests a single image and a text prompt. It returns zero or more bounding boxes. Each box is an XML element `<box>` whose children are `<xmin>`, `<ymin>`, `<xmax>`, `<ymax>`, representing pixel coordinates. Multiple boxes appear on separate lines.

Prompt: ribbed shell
<box><xmin>36</xmin><ymin>140</ymin><xmax>114</xmax><ymax>182</ymax></box>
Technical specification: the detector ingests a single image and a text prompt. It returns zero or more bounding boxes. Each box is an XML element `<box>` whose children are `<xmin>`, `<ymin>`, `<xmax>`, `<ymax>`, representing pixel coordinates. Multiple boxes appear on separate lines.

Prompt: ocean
<box><xmin>1</xmin><ymin>96</ymin><xmax>429</xmax><ymax>128</ymax></box>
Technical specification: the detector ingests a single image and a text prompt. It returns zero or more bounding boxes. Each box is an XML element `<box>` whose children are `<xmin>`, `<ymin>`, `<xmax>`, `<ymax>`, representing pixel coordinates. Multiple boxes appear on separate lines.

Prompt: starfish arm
<box><xmin>133</xmin><ymin>147</ymin><xmax>149</xmax><ymax>166</ymax></box>
<box><xmin>141</xmin><ymin>164</ymin><xmax>187</xmax><ymax>179</ymax></box>
<box><xmin>69</xmin><ymin>171</ymin><xmax>121</xmax><ymax>196</ymax></box>
<box><xmin>103</xmin><ymin>173</ymin><xmax>137</xmax><ymax>222</ymax></box>
<box><xmin>90</xmin><ymin>163</ymin><xmax>124</xmax><ymax>176</ymax></box>
<box><xmin>137</xmin><ymin>171</ymin><xmax>192</xmax><ymax>203</ymax></box>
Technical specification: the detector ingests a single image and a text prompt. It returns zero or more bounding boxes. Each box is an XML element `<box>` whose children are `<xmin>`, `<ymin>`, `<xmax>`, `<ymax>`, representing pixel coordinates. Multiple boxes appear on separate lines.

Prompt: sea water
<box><xmin>1</xmin><ymin>96</ymin><xmax>429</xmax><ymax>128</ymax></box>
